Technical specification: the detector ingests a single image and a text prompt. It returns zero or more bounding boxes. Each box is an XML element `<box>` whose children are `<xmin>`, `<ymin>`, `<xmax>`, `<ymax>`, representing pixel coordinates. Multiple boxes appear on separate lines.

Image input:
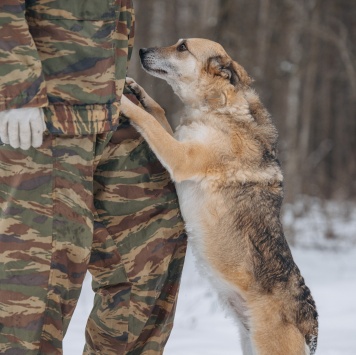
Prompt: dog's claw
<box><xmin>126</xmin><ymin>77</ymin><xmax>143</xmax><ymax>99</ymax></box>
<box><xmin>126</xmin><ymin>77</ymin><xmax>135</xmax><ymax>85</ymax></box>
<box><xmin>126</xmin><ymin>77</ymin><xmax>147</xmax><ymax>106</ymax></box>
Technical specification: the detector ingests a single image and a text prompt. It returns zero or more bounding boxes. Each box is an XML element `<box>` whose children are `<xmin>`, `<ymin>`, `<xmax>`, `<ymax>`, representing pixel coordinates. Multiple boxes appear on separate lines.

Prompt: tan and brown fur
<box><xmin>120</xmin><ymin>38</ymin><xmax>318</xmax><ymax>355</ymax></box>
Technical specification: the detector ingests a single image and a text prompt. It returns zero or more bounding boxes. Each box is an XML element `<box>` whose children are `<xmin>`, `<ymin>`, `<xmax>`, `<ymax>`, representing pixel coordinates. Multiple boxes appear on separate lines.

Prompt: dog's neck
<box><xmin>170</xmin><ymin>78</ymin><xmax>249</xmax><ymax>115</ymax></box>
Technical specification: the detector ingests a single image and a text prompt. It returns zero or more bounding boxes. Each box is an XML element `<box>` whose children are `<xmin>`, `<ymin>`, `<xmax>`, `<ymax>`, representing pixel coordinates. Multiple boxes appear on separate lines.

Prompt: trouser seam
<box><xmin>38</xmin><ymin>134</ymin><xmax>58</xmax><ymax>354</ymax></box>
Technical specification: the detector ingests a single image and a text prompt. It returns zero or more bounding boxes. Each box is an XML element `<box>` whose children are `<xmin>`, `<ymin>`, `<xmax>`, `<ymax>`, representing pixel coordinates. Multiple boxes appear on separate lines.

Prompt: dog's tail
<box><xmin>306</xmin><ymin>333</ymin><xmax>318</xmax><ymax>355</ymax></box>
<box><xmin>294</xmin><ymin>273</ymin><xmax>318</xmax><ymax>355</ymax></box>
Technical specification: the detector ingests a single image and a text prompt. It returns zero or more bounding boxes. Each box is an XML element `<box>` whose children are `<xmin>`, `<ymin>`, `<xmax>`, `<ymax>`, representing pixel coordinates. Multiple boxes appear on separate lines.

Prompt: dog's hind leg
<box><xmin>237</xmin><ymin>324</ymin><xmax>256</xmax><ymax>355</ymax></box>
<box><xmin>250</xmin><ymin>307</ymin><xmax>307</xmax><ymax>355</ymax></box>
<box><xmin>253</xmin><ymin>324</ymin><xmax>306</xmax><ymax>355</ymax></box>
<box><xmin>224</xmin><ymin>296</ymin><xmax>256</xmax><ymax>355</ymax></box>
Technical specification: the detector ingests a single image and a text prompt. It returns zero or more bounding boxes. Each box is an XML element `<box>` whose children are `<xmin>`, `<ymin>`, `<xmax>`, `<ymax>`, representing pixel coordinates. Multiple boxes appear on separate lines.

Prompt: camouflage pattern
<box><xmin>85</xmin><ymin>120</ymin><xmax>186</xmax><ymax>355</ymax></box>
<box><xmin>0</xmin><ymin>1</ymin><xmax>186</xmax><ymax>353</ymax></box>
<box><xmin>0</xmin><ymin>0</ymin><xmax>135</xmax><ymax>135</ymax></box>
<box><xmin>0</xmin><ymin>114</ymin><xmax>187</xmax><ymax>354</ymax></box>
<box><xmin>0</xmin><ymin>0</ymin><xmax>48</xmax><ymax>110</ymax></box>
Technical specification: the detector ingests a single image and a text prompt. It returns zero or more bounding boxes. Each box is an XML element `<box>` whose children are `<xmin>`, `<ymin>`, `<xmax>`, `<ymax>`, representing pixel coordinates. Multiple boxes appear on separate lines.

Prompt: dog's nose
<box><xmin>139</xmin><ymin>48</ymin><xmax>148</xmax><ymax>58</ymax></box>
<box><xmin>139</xmin><ymin>48</ymin><xmax>156</xmax><ymax>58</ymax></box>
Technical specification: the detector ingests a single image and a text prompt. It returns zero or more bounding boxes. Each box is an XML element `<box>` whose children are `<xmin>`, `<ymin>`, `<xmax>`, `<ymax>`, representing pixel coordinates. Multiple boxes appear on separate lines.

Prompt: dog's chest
<box><xmin>175</xmin><ymin>179</ymin><xmax>213</xmax><ymax>269</ymax></box>
<box><xmin>175</xmin><ymin>180</ymin><xmax>204</xmax><ymax>240</ymax></box>
<box><xmin>174</xmin><ymin>120</ymin><xmax>217</xmax><ymax>143</ymax></box>
<box><xmin>174</xmin><ymin>121</ymin><xmax>224</xmax><ymax>248</ymax></box>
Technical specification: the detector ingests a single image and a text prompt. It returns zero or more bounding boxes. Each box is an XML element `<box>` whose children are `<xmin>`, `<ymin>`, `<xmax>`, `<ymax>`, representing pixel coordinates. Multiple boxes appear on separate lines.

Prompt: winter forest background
<box><xmin>129</xmin><ymin>0</ymin><xmax>356</xmax><ymax>245</ymax></box>
<box><xmin>64</xmin><ymin>1</ymin><xmax>356</xmax><ymax>354</ymax></box>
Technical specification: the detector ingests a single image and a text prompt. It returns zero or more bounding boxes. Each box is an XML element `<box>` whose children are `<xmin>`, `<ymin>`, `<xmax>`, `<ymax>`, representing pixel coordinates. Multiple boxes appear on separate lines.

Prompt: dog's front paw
<box><xmin>126</xmin><ymin>77</ymin><xmax>145</xmax><ymax>101</ymax></box>
<box><xmin>126</xmin><ymin>77</ymin><xmax>161</xmax><ymax>114</ymax></box>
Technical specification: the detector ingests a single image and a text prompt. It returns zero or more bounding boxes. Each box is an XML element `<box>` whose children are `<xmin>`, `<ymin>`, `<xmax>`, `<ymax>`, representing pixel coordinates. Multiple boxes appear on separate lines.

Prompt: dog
<box><xmin>120</xmin><ymin>38</ymin><xmax>318</xmax><ymax>355</ymax></box>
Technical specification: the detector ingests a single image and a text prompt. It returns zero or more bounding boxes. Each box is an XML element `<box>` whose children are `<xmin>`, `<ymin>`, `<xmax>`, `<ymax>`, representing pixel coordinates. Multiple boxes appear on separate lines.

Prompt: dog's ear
<box><xmin>229</xmin><ymin>60</ymin><xmax>253</xmax><ymax>87</ymax></box>
<box><xmin>208</xmin><ymin>56</ymin><xmax>252</xmax><ymax>87</ymax></box>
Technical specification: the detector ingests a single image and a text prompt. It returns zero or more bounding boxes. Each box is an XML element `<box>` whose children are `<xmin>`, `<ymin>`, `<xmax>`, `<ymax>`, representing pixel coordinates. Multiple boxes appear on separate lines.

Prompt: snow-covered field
<box><xmin>64</xmin><ymin>244</ymin><xmax>356</xmax><ymax>354</ymax></box>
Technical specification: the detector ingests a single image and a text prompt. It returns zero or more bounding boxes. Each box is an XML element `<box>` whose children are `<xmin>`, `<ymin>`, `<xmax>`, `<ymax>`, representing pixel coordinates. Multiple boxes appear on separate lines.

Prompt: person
<box><xmin>0</xmin><ymin>1</ymin><xmax>187</xmax><ymax>354</ymax></box>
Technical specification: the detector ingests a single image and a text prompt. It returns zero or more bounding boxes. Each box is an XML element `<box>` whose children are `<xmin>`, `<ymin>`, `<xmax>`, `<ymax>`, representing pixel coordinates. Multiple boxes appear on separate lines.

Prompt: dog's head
<box><xmin>139</xmin><ymin>38</ymin><xmax>252</xmax><ymax>107</ymax></box>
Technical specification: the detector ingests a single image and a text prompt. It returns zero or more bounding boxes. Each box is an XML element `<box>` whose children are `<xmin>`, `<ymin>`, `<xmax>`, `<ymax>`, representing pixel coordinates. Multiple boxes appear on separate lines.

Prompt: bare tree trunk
<box><xmin>255</xmin><ymin>0</ymin><xmax>271</xmax><ymax>79</ymax></box>
<box><xmin>283</xmin><ymin>0</ymin><xmax>305</xmax><ymax>202</ymax></box>
<box><xmin>300</xmin><ymin>8</ymin><xmax>320</xmax><ymax>186</ymax></box>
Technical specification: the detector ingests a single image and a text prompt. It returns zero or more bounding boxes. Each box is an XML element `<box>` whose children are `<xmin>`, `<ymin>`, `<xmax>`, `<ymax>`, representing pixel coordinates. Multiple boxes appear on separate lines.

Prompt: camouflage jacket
<box><xmin>0</xmin><ymin>0</ymin><xmax>135</xmax><ymax>135</ymax></box>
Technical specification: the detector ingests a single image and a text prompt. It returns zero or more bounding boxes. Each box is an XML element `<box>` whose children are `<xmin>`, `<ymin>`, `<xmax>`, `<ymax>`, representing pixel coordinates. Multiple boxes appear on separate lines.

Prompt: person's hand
<box><xmin>0</xmin><ymin>107</ymin><xmax>46</xmax><ymax>150</ymax></box>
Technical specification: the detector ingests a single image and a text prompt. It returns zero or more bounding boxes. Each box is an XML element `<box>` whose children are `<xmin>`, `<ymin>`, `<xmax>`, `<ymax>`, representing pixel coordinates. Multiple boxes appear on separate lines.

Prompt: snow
<box><xmin>64</xmin><ymin>245</ymin><xmax>356</xmax><ymax>354</ymax></box>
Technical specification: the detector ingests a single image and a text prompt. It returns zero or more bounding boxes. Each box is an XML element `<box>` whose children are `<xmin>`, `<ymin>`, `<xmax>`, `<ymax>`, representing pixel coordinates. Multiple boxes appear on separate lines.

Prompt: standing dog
<box><xmin>120</xmin><ymin>38</ymin><xmax>318</xmax><ymax>355</ymax></box>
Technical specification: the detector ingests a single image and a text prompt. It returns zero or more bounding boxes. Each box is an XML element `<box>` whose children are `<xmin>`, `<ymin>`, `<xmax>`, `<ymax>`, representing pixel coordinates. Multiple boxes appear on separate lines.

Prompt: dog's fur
<box><xmin>120</xmin><ymin>38</ymin><xmax>318</xmax><ymax>355</ymax></box>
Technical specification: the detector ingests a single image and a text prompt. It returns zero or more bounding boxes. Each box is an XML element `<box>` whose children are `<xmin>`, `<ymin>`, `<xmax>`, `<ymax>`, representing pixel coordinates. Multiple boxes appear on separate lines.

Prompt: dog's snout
<box><xmin>139</xmin><ymin>46</ymin><xmax>170</xmax><ymax>77</ymax></box>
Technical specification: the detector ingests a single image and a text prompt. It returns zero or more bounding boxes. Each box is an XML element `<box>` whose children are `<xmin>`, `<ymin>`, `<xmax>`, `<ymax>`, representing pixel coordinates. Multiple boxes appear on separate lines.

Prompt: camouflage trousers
<box><xmin>0</xmin><ymin>119</ymin><xmax>187</xmax><ymax>355</ymax></box>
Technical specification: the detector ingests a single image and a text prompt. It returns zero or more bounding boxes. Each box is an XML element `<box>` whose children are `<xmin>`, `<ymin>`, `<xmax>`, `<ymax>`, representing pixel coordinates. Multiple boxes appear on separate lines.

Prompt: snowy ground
<box><xmin>64</xmin><ymin>244</ymin><xmax>356</xmax><ymax>354</ymax></box>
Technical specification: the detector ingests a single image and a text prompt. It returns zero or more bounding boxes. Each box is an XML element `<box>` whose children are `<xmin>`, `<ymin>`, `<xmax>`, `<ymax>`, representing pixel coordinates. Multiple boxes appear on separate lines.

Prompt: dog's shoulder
<box><xmin>219</xmin><ymin>88</ymin><xmax>279</xmax><ymax>166</ymax></box>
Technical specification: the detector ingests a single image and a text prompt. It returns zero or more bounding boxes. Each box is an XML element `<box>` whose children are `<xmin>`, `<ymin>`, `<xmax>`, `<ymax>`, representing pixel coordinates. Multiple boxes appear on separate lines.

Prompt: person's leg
<box><xmin>85</xmin><ymin>121</ymin><xmax>187</xmax><ymax>355</ymax></box>
<box><xmin>0</xmin><ymin>136</ymin><xmax>54</xmax><ymax>354</ymax></box>
<box><xmin>0</xmin><ymin>135</ymin><xmax>100</xmax><ymax>354</ymax></box>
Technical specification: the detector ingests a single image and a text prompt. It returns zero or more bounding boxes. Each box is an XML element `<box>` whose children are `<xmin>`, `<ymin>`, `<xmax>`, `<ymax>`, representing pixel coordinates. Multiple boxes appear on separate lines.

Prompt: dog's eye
<box><xmin>177</xmin><ymin>42</ymin><xmax>188</xmax><ymax>52</ymax></box>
